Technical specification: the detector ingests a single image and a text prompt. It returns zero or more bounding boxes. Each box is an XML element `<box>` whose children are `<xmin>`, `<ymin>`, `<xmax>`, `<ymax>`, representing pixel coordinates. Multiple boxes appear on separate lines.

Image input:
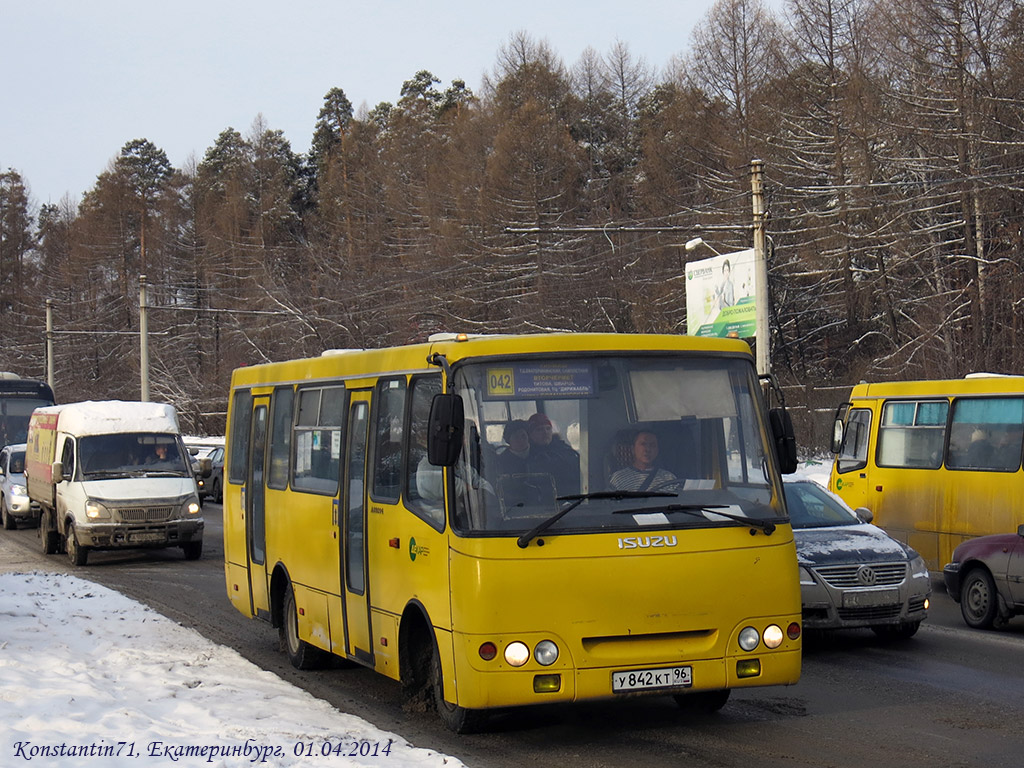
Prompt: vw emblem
<box><xmin>856</xmin><ymin>565</ymin><xmax>877</xmax><ymax>586</ymax></box>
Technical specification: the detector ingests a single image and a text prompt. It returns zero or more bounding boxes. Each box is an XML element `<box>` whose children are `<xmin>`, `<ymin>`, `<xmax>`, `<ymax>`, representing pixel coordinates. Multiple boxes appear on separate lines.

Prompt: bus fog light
<box><xmin>504</xmin><ymin>641</ymin><xmax>530</xmax><ymax>667</ymax></box>
<box><xmin>763</xmin><ymin>624</ymin><xmax>784</xmax><ymax>649</ymax></box>
<box><xmin>533</xmin><ymin>674</ymin><xmax>561</xmax><ymax>693</ymax></box>
<box><xmin>738</xmin><ymin>626</ymin><xmax>760</xmax><ymax>651</ymax></box>
<box><xmin>737</xmin><ymin>658</ymin><xmax>761</xmax><ymax>678</ymax></box>
<box><xmin>534</xmin><ymin>640</ymin><xmax>558</xmax><ymax>666</ymax></box>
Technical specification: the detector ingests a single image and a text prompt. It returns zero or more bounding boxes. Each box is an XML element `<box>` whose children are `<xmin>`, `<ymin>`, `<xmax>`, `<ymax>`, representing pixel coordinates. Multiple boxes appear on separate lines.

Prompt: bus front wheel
<box><xmin>280</xmin><ymin>582</ymin><xmax>328</xmax><ymax>670</ymax></box>
<box><xmin>431</xmin><ymin>645</ymin><xmax>485</xmax><ymax>734</ymax></box>
<box><xmin>673</xmin><ymin>689</ymin><xmax>731</xmax><ymax>712</ymax></box>
<box><xmin>960</xmin><ymin>568</ymin><xmax>998</xmax><ymax>629</ymax></box>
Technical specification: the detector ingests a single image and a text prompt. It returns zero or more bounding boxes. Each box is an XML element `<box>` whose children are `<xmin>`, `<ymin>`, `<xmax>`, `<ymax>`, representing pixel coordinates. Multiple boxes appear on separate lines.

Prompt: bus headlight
<box><xmin>738</xmin><ymin>626</ymin><xmax>760</xmax><ymax>651</ymax></box>
<box><xmin>85</xmin><ymin>500</ymin><xmax>110</xmax><ymax>520</ymax></box>
<box><xmin>762</xmin><ymin>624</ymin><xmax>784</xmax><ymax>649</ymax></box>
<box><xmin>534</xmin><ymin>640</ymin><xmax>559</xmax><ymax>666</ymax></box>
<box><xmin>504</xmin><ymin>642</ymin><xmax>530</xmax><ymax>667</ymax></box>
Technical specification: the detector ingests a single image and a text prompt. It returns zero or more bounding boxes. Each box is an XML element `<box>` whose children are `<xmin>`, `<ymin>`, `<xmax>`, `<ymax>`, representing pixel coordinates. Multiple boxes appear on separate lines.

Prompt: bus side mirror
<box><xmin>831</xmin><ymin>418</ymin><xmax>845</xmax><ymax>454</ymax></box>
<box><xmin>427</xmin><ymin>394</ymin><xmax>464</xmax><ymax>467</ymax></box>
<box><xmin>769</xmin><ymin>408</ymin><xmax>798</xmax><ymax>474</ymax></box>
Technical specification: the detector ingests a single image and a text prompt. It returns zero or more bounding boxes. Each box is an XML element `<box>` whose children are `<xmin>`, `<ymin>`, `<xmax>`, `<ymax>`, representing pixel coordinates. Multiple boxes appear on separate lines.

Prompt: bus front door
<box><xmin>341</xmin><ymin>395</ymin><xmax>372</xmax><ymax>664</ymax></box>
<box><xmin>246</xmin><ymin>397</ymin><xmax>271</xmax><ymax>619</ymax></box>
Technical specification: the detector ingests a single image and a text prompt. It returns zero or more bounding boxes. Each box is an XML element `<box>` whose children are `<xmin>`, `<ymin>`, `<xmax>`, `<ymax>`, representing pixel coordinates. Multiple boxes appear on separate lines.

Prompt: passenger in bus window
<box><xmin>609</xmin><ymin>431</ymin><xmax>677</xmax><ymax>492</ymax></box>
<box><xmin>965</xmin><ymin>428</ymin><xmax>994</xmax><ymax>468</ymax></box>
<box><xmin>526</xmin><ymin>413</ymin><xmax>580</xmax><ymax>494</ymax></box>
<box><xmin>496</xmin><ymin>420</ymin><xmax>531</xmax><ymax>476</ymax></box>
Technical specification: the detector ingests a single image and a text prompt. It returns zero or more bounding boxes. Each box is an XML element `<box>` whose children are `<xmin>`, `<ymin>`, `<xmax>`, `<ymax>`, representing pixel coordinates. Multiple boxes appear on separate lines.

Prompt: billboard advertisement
<box><xmin>685</xmin><ymin>248</ymin><xmax>756</xmax><ymax>338</ymax></box>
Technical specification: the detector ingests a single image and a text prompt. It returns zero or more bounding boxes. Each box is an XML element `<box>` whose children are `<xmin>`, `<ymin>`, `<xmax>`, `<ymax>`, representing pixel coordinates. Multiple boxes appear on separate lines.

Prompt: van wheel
<box><xmin>65</xmin><ymin>522</ymin><xmax>89</xmax><ymax>566</ymax></box>
<box><xmin>431</xmin><ymin>643</ymin><xmax>486</xmax><ymax>733</ymax></box>
<box><xmin>182</xmin><ymin>540</ymin><xmax>203</xmax><ymax>560</ymax></box>
<box><xmin>280</xmin><ymin>582</ymin><xmax>328</xmax><ymax>670</ymax></box>
<box><xmin>39</xmin><ymin>511</ymin><xmax>58</xmax><ymax>555</ymax></box>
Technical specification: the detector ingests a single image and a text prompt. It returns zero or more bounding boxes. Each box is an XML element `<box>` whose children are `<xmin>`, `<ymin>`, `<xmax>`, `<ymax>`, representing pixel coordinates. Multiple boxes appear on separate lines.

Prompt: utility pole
<box><xmin>140</xmin><ymin>274</ymin><xmax>150</xmax><ymax>402</ymax></box>
<box><xmin>751</xmin><ymin>160</ymin><xmax>769</xmax><ymax>377</ymax></box>
<box><xmin>45</xmin><ymin>299</ymin><xmax>54</xmax><ymax>389</ymax></box>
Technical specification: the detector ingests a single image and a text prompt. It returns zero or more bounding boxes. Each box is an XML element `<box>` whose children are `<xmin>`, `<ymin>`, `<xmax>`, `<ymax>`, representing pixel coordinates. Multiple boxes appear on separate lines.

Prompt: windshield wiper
<box><xmin>516</xmin><ymin>491</ymin><xmax>677</xmax><ymax>549</ymax></box>
<box><xmin>614</xmin><ymin>503</ymin><xmax>777</xmax><ymax>536</ymax></box>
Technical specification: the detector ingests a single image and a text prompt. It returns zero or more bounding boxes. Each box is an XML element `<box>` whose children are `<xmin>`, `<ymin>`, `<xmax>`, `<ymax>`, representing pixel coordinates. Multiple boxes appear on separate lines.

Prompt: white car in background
<box><xmin>784</xmin><ymin>477</ymin><xmax>931</xmax><ymax>640</ymax></box>
<box><xmin>0</xmin><ymin>443</ymin><xmax>37</xmax><ymax>529</ymax></box>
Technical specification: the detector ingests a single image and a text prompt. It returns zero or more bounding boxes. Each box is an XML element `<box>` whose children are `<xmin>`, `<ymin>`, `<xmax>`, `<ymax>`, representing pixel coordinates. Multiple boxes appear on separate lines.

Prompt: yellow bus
<box><xmin>223</xmin><ymin>333</ymin><xmax>802</xmax><ymax>731</ymax></box>
<box><xmin>829</xmin><ymin>375</ymin><xmax>1024</xmax><ymax>572</ymax></box>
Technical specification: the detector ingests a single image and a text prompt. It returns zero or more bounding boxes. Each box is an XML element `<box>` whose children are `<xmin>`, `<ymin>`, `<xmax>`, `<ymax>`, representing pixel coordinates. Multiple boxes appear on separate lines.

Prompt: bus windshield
<box><xmin>449</xmin><ymin>355</ymin><xmax>783</xmax><ymax>536</ymax></box>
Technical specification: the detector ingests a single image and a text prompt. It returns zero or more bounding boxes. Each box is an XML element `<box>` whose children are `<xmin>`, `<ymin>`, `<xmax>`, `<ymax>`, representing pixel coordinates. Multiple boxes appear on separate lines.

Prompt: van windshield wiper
<box><xmin>613</xmin><ymin>503</ymin><xmax>777</xmax><ymax>535</ymax></box>
<box><xmin>516</xmin><ymin>491</ymin><xmax>677</xmax><ymax>549</ymax></box>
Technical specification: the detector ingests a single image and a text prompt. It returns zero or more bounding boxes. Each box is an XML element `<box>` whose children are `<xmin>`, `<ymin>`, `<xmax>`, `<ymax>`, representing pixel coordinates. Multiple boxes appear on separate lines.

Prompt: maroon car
<box><xmin>943</xmin><ymin>525</ymin><xmax>1024</xmax><ymax>629</ymax></box>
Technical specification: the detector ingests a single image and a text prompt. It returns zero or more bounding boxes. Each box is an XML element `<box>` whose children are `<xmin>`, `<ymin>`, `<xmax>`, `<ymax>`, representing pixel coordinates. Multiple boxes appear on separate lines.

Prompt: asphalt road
<box><xmin>4</xmin><ymin>506</ymin><xmax>1024</xmax><ymax>768</ymax></box>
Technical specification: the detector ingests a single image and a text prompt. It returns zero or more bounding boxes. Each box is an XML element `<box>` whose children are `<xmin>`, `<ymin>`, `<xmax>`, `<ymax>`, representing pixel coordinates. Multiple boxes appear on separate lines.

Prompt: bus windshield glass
<box><xmin>449</xmin><ymin>355</ymin><xmax>782</xmax><ymax>536</ymax></box>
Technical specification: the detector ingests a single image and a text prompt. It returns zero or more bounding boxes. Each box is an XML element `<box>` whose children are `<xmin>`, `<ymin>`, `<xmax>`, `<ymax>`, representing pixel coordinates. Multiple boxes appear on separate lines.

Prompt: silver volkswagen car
<box><xmin>0</xmin><ymin>443</ymin><xmax>37</xmax><ymax>529</ymax></box>
<box><xmin>784</xmin><ymin>478</ymin><xmax>930</xmax><ymax>639</ymax></box>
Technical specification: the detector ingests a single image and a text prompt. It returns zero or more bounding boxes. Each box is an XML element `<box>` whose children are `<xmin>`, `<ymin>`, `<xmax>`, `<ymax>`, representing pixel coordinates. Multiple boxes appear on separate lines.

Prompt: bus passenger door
<box><xmin>341</xmin><ymin>394</ymin><xmax>373</xmax><ymax>664</ymax></box>
<box><xmin>246</xmin><ymin>397</ymin><xmax>271</xmax><ymax>618</ymax></box>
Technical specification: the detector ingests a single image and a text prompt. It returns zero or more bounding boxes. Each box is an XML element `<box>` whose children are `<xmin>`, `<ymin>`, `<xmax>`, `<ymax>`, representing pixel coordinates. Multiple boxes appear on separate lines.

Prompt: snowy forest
<box><xmin>1</xmin><ymin>0</ymin><xmax>1022</xmax><ymax>447</ymax></box>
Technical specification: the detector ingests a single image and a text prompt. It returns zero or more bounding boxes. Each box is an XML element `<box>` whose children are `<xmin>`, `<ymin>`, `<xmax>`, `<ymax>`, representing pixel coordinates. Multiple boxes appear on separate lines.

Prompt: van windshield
<box><xmin>79</xmin><ymin>433</ymin><xmax>189</xmax><ymax>478</ymax></box>
<box><xmin>444</xmin><ymin>354</ymin><xmax>784</xmax><ymax>536</ymax></box>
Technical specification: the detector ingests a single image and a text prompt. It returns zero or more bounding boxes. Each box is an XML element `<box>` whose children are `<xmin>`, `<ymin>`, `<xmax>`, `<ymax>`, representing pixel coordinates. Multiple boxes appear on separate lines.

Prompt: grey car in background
<box><xmin>784</xmin><ymin>478</ymin><xmax>931</xmax><ymax>640</ymax></box>
<box><xmin>1</xmin><ymin>443</ymin><xmax>38</xmax><ymax>529</ymax></box>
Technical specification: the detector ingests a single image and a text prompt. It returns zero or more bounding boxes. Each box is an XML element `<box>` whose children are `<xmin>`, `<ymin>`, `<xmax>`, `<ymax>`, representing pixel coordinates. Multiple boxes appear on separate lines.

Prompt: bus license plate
<box><xmin>612</xmin><ymin>665</ymin><xmax>692</xmax><ymax>693</ymax></box>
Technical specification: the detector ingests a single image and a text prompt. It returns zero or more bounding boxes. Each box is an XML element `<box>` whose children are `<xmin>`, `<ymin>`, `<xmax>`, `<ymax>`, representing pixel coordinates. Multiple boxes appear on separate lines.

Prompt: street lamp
<box><xmin>684</xmin><ymin>237</ymin><xmax>722</xmax><ymax>256</ymax></box>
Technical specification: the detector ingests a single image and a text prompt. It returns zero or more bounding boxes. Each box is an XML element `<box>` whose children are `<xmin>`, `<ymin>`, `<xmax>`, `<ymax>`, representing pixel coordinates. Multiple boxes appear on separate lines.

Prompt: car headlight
<box><xmin>798</xmin><ymin>566</ymin><xmax>816</xmax><ymax>586</ymax></box>
<box><xmin>11</xmin><ymin>484</ymin><xmax>27</xmax><ymax>496</ymax></box>
<box><xmin>85</xmin><ymin>500</ymin><xmax>110</xmax><ymax>520</ymax></box>
<box><xmin>909</xmin><ymin>554</ymin><xmax>928</xmax><ymax>578</ymax></box>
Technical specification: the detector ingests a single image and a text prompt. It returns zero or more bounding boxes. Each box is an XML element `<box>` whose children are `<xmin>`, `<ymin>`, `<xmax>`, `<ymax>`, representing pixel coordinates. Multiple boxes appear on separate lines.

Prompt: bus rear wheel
<box><xmin>431</xmin><ymin>644</ymin><xmax>485</xmax><ymax>734</ymax></box>
<box><xmin>280</xmin><ymin>582</ymin><xmax>328</xmax><ymax>670</ymax></box>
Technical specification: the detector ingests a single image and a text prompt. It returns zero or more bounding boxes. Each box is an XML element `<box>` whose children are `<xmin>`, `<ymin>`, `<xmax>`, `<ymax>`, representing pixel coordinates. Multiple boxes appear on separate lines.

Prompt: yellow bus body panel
<box><xmin>445</xmin><ymin>529</ymin><xmax>801</xmax><ymax>709</ymax></box>
<box><xmin>830</xmin><ymin>376</ymin><xmax>1024</xmax><ymax>571</ymax></box>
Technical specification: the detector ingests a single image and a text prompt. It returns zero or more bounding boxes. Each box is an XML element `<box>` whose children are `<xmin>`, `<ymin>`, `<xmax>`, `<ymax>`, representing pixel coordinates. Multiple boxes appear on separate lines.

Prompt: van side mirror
<box><xmin>769</xmin><ymin>408</ymin><xmax>798</xmax><ymax>474</ymax></box>
<box><xmin>427</xmin><ymin>393</ymin><xmax>464</xmax><ymax>467</ymax></box>
<box><xmin>52</xmin><ymin>460</ymin><xmax>68</xmax><ymax>482</ymax></box>
<box><xmin>198</xmin><ymin>457</ymin><xmax>212</xmax><ymax>478</ymax></box>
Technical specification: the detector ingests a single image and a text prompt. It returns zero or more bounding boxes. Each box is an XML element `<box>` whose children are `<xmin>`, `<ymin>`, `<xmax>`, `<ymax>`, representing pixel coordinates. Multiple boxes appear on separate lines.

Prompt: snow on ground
<box><xmin>0</xmin><ymin>572</ymin><xmax>463</xmax><ymax>768</ymax></box>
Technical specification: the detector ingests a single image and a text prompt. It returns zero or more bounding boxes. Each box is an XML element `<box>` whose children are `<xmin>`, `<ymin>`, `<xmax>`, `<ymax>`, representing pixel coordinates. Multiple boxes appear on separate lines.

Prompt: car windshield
<box><xmin>445</xmin><ymin>354</ymin><xmax>785</xmax><ymax>537</ymax></box>
<box><xmin>783</xmin><ymin>481</ymin><xmax>859</xmax><ymax>529</ymax></box>
<box><xmin>79</xmin><ymin>433</ymin><xmax>189</xmax><ymax>478</ymax></box>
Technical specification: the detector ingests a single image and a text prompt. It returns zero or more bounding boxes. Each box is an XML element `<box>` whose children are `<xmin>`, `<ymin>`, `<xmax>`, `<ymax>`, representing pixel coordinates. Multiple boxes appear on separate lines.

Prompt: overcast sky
<box><xmin>2</xmin><ymin>0</ymin><xmax>774</xmax><ymax>208</ymax></box>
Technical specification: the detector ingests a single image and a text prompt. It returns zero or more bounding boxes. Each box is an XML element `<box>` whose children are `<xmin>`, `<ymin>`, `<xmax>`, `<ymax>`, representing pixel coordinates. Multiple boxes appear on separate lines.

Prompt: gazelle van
<box><xmin>26</xmin><ymin>400</ymin><xmax>204</xmax><ymax>565</ymax></box>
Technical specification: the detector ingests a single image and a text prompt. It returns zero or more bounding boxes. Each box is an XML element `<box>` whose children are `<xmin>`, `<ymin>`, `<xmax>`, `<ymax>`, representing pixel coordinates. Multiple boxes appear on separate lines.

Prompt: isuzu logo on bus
<box><xmin>618</xmin><ymin>535</ymin><xmax>678</xmax><ymax>550</ymax></box>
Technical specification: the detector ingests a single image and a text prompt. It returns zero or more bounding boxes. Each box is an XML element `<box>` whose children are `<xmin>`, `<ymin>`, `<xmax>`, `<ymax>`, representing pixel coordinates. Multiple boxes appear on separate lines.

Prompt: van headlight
<box><xmin>181</xmin><ymin>499</ymin><xmax>201</xmax><ymax>517</ymax></box>
<box><xmin>85</xmin><ymin>500</ymin><xmax>110</xmax><ymax>520</ymax></box>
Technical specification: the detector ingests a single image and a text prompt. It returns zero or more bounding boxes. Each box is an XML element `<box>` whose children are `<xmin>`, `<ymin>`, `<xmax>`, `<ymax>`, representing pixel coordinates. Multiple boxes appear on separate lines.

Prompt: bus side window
<box><xmin>370</xmin><ymin>378</ymin><xmax>406</xmax><ymax>502</ymax></box>
<box><xmin>946</xmin><ymin>397</ymin><xmax>1024</xmax><ymax>472</ymax></box>
<box><xmin>837</xmin><ymin>408</ymin><xmax>872</xmax><ymax>473</ymax></box>
<box><xmin>404</xmin><ymin>375</ymin><xmax>444</xmax><ymax>528</ymax></box>
<box><xmin>267</xmin><ymin>386</ymin><xmax>294</xmax><ymax>490</ymax></box>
